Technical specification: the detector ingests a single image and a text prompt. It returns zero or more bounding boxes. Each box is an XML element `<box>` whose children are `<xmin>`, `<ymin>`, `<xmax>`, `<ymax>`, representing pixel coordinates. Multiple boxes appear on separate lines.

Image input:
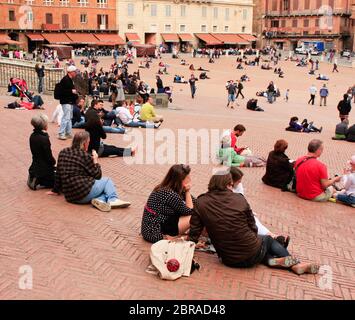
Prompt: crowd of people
<box><xmin>22</xmin><ymin>44</ymin><xmax>354</xmax><ymax>283</ymax></box>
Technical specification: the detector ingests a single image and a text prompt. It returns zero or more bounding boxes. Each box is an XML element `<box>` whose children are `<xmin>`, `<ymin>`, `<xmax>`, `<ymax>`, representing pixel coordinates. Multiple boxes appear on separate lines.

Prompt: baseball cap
<box><xmin>67</xmin><ymin>65</ymin><xmax>77</xmax><ymax>72</ymax></box>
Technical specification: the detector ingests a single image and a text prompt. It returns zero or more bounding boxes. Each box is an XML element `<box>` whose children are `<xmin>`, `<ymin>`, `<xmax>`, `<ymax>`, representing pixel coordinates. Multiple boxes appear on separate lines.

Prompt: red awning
<box><xmin>194</xmin><ymin>33</ymin><xmax>222</xmax><ymax>45</ymax></box>
<box><xmin>125</xmin><ymin>33</ymin><xmax>140</xmax><ymax>42</ymax></box>
<box><xmin>26</xmin><ymin>33</ymin><xmax>45</xmax><ymax>41</ymax></box>
<box><xmin>238</xmin><ymin>34</ymin><xmax>257</xmax><ymax>42</ymax></box>
<box><xmin>0</xmin><ymin>34</ymin><xmax>23</xmax><ymax>46</ymax></box>
<box><xmin>161</xmin><ymin>33</ymin><xmax>179</xmax><ymax>43</ymax></box>
<box><xmin>42</xmin><ymin>33</ymin><xmax>72</xmax><ymax>44</ymax></box>
<box><xmin>212</xmin><ymin>34</ymin><xmax>246</xmax><ymax>45</ymax></box>
<box><xmin>94</xmin><ymin>33</ymin><xmax>125</xmax><ymax>45</ymax></box>
<box><xmin>66</xmin><ymin>33</ymin><xmax>98</xmax><ymax>44</ymax></box>
<box><xmin>178</xmin><ymin>33</ymin><xmax>194</xmax><ymax>42</ymax></box>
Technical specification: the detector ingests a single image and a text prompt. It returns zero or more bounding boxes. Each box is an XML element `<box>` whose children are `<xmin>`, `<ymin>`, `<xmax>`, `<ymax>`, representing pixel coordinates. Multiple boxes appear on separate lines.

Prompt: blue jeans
<box><xmin>38</xmin><ymin>77</ymin><xmax>44</xmax><ymax>93</ymax></box>
<box><xmin>125</xmin><ymin>121</ymin><xmax>155</xmax><ymax>128</ymax></box>
<box><xmin>336</xmin><ymin>194</ymin><xmax>355</xmax><ymax>205</ymax></box>
<box><xmin>59</xmin><ymin>104</ymin><xmax>73</xmax><ymax>136</ymax></box>
<box><xmin>76</xmin><ymin>177</ymin><xmax>118</xmax><ymax>204</ymax></box>
<box><xmin>103</xmin><ymin>126</ymin><xmax>126</xmax><ymax>134</ymax></box>
<box><xmin>72</xmin><ymin>116</ymin><xmax>85</xmax><ymax>128</ymax></box>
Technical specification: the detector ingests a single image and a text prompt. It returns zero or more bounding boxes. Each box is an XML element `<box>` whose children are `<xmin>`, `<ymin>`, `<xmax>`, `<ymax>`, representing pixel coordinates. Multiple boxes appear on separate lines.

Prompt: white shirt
<box><xmin>309</xmin><ymin>86</ymin><xmax>317</xmax><ymax>95</ymax></box>
<box><xmin>341</xmin><ymin>172</ymin><xmax>355</xmax><ymax>196</ymax></box>
<box><xmin>116</xmin><ymin>107</ymin><xmax>133</xmax><ymax>124</ymax></box>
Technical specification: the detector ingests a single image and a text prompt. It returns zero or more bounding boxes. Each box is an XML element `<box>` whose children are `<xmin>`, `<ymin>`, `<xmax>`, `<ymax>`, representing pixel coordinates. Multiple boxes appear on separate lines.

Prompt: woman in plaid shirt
<box><xmin>49</xmin><ymin>132</ymin><xmax>130</xmax><ymax>212</ymax></box>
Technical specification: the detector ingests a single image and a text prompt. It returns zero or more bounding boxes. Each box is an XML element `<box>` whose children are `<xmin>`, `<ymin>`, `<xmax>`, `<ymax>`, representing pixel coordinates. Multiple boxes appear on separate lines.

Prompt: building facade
<box><xmin>252</xmin><ymin>0</ymin><xmax>264</xmax><ymax>47</ymax></box>
<box><xmin>117</xmin><ymin>0</ymin><xmax>255</xmax><ymax>50</ymax></box>
<box><xmin>261</xmin><ymin>0</ymin><xmax>353</xmax><ymax>51</ymax></box>
<box><xmin>0</xmin><ymin>0</ymin><xmax>117</xmax><ymax>51</ymax></box>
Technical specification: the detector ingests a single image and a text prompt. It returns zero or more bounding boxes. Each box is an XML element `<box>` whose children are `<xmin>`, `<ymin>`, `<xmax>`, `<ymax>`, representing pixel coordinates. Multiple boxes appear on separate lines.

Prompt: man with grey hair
<box><xmin>295</xmin><ymin>139</ymin><xmax>341</xmax><ymax>202</ymax></box>
<box><xmin>56</xmin><ymin>65</ymin><xmax>78</xmax><ymax>140</ymax></box>
<box><xmin>28</xmin><ymin>114</ymin><xmax>56</xmax><ymax>190</ymax></box>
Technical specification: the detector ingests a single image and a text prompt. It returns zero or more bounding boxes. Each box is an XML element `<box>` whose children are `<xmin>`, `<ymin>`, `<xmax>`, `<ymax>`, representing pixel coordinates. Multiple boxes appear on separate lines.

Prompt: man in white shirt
<box><xmin>116</xmin><ymin>102</ymin><xmax>159</xmax><ymax>129</ymax></box>
<box><xmin>308</xmin><ymin>85</ymin><xmax>317</xmax><ymax>105</ymax></box>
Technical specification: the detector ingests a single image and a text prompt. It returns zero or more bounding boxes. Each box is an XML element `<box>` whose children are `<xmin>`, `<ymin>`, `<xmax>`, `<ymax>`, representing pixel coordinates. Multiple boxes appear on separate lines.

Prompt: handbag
<box><xmin>146</xmin><ymin>238</ymin><xmax>197</xmax><ymax>281</ymax></box>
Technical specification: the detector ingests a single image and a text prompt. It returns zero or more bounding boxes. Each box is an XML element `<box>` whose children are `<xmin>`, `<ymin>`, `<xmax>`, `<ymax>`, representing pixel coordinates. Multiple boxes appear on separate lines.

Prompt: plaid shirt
<box><xmin>53</xmin><ymin>147</ymin><xmax>102</xmax><ymax>203</ymax></box>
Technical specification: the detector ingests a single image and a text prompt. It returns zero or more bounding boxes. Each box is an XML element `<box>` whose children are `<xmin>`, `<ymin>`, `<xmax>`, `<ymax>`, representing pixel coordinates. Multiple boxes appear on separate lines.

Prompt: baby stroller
<box><xmin>9</xmin><ymin>78</ymin><xmax>32</xmax><ymax>101</ymax></box>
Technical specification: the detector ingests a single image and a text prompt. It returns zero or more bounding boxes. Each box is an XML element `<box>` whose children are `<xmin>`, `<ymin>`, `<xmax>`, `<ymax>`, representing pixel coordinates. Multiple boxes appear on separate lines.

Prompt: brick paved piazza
<box><xmin>0</xmin><ymin>55</ymin><xmax>354</xmax><ymax>299</ymax></box>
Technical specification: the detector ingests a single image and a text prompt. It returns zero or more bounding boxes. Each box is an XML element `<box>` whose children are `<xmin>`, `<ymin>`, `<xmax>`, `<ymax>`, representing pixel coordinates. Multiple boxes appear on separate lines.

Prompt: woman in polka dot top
<box><xmin>141</xmin><ymin>164</ymin><xmax>195</xmax><ymax>243</ymax></box>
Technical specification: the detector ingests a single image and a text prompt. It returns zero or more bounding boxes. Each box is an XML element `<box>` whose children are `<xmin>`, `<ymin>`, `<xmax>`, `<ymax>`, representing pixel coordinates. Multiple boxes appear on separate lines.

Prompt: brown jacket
<box><xmin>189</xmin><ymin>189</ymin><xmax>262</xmax><ymax>266</ymax></box>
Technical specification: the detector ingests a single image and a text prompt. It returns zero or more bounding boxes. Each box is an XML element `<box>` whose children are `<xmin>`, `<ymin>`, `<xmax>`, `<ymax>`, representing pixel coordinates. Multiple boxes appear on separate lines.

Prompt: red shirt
<box><xmin>230</xmin><ymin>133</ymin><xmax>243</xmax><ymax>154</ymax></box>
<box><xmin>295</xmin><ymin>156</ymin><xmax>328</xmax><ymax>200</ymax></box>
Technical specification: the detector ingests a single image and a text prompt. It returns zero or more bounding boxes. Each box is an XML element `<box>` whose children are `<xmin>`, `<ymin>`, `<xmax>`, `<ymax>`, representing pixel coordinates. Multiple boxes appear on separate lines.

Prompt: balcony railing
<box><xmin>265</xmin><ymin>9</ymin><xmax>351</xmax><ymax>17</ymax></box>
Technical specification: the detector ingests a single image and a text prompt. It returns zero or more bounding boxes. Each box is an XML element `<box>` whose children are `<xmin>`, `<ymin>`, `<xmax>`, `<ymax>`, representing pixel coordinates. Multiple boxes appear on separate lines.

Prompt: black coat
<box><xmin>59</xmin><ymin>74</ymin><xmax>78</xmax><ymax>105</ymax></box>
<box><xmin>262</xmin><ymin>151</ymin><xmax>294</xmax><ymax>189</ymax></box>
<box><xmin>29</xmin><ymin>129</ymin><xmax>56</xmax><ymax>179</ymax></box>
<box><xmin>337</xmin><ymin>99</ymin><xmax>351</xmax><ymax>116</ymax></box>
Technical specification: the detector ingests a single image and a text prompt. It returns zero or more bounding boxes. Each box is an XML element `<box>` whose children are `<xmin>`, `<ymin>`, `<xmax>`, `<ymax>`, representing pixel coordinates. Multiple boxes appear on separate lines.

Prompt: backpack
<box><xmin>145</xmin><ymin>239</ymin><xmax>196</xmax><ymax>280</ymax></box>
<box><xmin>54</xmin><ymin>82</ymin><xmax>62</xmax><ymax>100</ymax></box>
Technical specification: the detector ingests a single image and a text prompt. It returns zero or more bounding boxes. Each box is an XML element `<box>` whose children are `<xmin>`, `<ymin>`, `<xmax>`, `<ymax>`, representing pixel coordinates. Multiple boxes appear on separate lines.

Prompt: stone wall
<box><xmin>0</xmin><ymin>58</ymin><xmax>65</xmax><ymax>94</ymax></box>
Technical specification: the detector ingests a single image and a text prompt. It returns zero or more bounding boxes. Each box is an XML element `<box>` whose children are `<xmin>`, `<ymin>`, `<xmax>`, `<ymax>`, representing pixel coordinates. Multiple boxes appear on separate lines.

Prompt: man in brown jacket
<box><xmin>189</xmin><ymin>170</ymin><xmax>319</xmax><ymax>275</ymax></box>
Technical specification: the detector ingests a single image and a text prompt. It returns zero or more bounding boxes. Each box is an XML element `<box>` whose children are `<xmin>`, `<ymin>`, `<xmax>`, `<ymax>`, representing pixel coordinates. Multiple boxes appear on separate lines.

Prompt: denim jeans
<box><xmin>38</xmin><ymin>77</ymin><xmax>44</xmax><ymax>93</ymax></box>
<box><xmin>75</xmin><ymin>177</ymin><xmax>118</xmax><ymax>204</ymax></box>
<box><xmin>225</xmin><ymin>235</ymin><xmax>289</xmax><ymax>268</ymax></box>
<box><xmin>125</xmin><ymin>121</ymin><xmax>155</xmax><ymax>128</ymax></box>
<box><xmin>103</xmin><ymin>126</ymin><xmax>126</xmax><ymax>134</ymax></box>
<box><xmin>336</xmin><ymin>193</ymin><xmax>355</xmax><ymax>205</ymax></box>
<box><xmin>72</xmin><ymin>116</ymin><xmax>86</xmax><ymax>129</ymax></box>
<box><xmin>58</xmin><ymin>104</ymin><xmax>73</xmax><ymax>136</ymax></box>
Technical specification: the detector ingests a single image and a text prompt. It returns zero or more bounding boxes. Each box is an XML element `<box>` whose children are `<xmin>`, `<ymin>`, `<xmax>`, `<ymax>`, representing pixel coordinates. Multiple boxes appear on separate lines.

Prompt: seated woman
<box><xmin>189</xmin><ymin>64</ymin><xmax>195</xmax><ymax>71</ymax></box>
<box><xmin>27</xmin><ymin>114</ymin><xmax>56</xmax><ymax>190</ymax></box>
<box><xmin>85</xmin><ymin>109</ymin><xmax>135</xmax><ymax>158</ymax></box>
<box><xmin>236</xmin><ymin>63</ymin><xmax>243</xmax><ymax>70</ymax></box>
<box><xmin>231</xmin><ymin>167</ymin><xmax>290</xmax><ymax>247</ymax></box>
<box><xmin>218</xmin><ymin>134</ymin><xmax>266</xmax><ymax>167</ymax></box>
<box><xmin>141</xmin><ymin>164</ymin><xmax>194</xmax><ymax>243</ymax></box>
<box><xmin>208</xmin><ymin>57</ymin><xmax>215</xmax><ymax>63</ymax></box>
<box><xmin>262</xmin><ymin>139</ymin><xmax>294</xmax><ymax>190</ymax></box>
<box><xmin>286</xmin><ymin>117</ymin><xmax>322</xmax><ymax>133</ymax></box>
<box><xmin>316</xmin><ymin>74</ymin><xmax>329</xmax><ymax>81</ymax></box>
<box><xmin>246</xmin><ymin>98</ymin><xmax>264</xmax><ymax>111</ymax></box>
<box><xmin>189</xmin><ymin>170</ymin><xmax>319</xmax><ymax>275</ymax></box>
<box><xmin>49</xmin><ymin>131</ymin><xmax>130</xmax><ymax>212</ymax></box>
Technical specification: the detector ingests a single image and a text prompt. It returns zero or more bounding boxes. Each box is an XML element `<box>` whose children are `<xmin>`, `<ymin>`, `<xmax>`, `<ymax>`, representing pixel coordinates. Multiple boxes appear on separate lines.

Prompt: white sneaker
<box><xmin>58</xmin><ymin>135</ymin><xmax>67</xmax><ymax>140</ymax></box>
<box><xmin>109</xmin><ymin>199</ymin><xmax>131</xmax><ymax>209</ymax></box>
<box><xmin>91</xmin><ymin>199</ymin><xmax>111</xmax><ymax>212</ymax></box>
